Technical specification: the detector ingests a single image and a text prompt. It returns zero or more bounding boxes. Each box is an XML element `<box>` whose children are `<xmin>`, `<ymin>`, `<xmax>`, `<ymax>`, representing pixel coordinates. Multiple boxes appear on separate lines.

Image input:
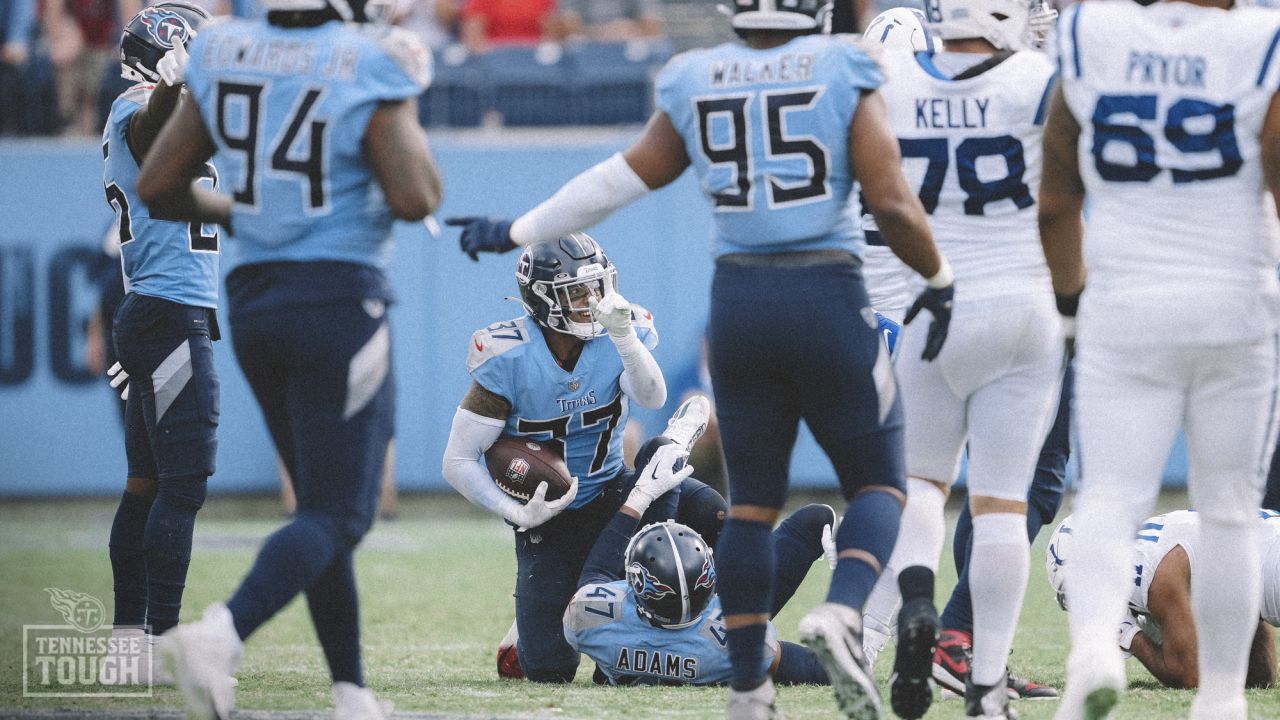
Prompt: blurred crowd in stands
<box><xmin>0</xmin><ymin>0</ymin><xmax>676</xmax><ymax>136</ymax></box>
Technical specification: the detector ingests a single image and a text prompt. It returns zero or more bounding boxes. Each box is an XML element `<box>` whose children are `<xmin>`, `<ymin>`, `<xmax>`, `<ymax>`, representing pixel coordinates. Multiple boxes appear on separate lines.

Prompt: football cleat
<box><xmin>965</xmin><ymin>672</ymin><xmax>1017</xmax><ymax>720</ymax></box>
<box><xmin>891</xmin><ymin>596</ymin><xmax>939</xmax><ymax>720</ymax></box>
<box><xmin>98</xmin><ymin>627</ymin><xmax>173</xmax><ymax>686</ymax></box>
<box><xmin>934</xmin><ymin>629</ymin><xmax>1058</xmax><ymax>700</ymax></box>
<box><xmin>1007</xmin><ymin>673</ymin><xmax>1059</xmax><ymax>700</ymax></box>
<box><xmin>333</xmin><ymin>681</ymin><xmax>392</xmax><ymax>720</ymax></box>
<box><xmin>663</xmin><ymin>394</ymin><xmax>711</xmax><ymax>454</ymax></box>
<box><xmin>798</xmin><ymin>602</ymin><xmax>882</xmax><ymax>720</ymax></box>
<box><xmin>496</xmin><ymin>620</ymin><xmax>524</xmax><ymax>679</ymax></box>
<box><xmin>932</xmin><ymin>628</ymin><xmax>971</xmax><ymax>696</ymax></box>
<box><xmin>157</xmin><ymin>603</ymin><xmax>242</xmax><ymax>720</ymax></box>
<box><xmin>726</xmin><ymin>676</ymin><xmax>783</xmax><ymax>720</ymax></box>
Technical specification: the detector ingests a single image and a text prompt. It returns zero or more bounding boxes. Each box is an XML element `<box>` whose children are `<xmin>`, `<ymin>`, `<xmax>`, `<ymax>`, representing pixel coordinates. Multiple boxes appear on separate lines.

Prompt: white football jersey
<box><xmin>1129</xmin><ymin>509</ymin><xmax>1280</xmax><ymax>627</ymax></box>
<box><xmin>1058</xmin><ymin>2</ymin><xmax>1280</xmax><ymax>346</ymax></box>
<box><xmin>878</xmin><ymin>49</ymin><xmax>1057</xmax><ymax>303</ymax></box>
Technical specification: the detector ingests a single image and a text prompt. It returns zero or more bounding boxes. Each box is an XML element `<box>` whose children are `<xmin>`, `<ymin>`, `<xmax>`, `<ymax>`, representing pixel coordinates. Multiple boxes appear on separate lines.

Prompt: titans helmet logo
<box><xmin>139</xmin><ymin>8</ymin><xmax>192</xmax><ymax>50</ymax></box>
<box><xmin>628</xmin><ymin>562</ymin><xmax>675</xmax><ymax>601</ymax></box>
<box><xmin>694</xmin><ymin>555</ymin><xmax>715</xmax><ymax>592</ymax></box>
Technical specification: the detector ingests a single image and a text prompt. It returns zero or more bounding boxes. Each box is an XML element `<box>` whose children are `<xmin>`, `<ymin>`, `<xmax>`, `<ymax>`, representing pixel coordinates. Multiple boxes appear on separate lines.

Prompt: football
<box><xmin>485</xmin><ymin>436</ymin><xmax>573</xmax><ymax>503</ymax></box>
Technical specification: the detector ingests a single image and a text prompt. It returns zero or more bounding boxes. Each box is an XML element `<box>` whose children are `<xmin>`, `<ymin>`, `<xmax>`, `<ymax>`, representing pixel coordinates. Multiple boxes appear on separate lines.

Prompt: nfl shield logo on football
<box><xmin>567</xmin><ymin>377</ymin><xmax>581</xmax><ymax>392</ymax></box>
<box><xmin>506</xmin><ymin>458</ymin><xmax>530</xmax><ymax>483</ymax></box>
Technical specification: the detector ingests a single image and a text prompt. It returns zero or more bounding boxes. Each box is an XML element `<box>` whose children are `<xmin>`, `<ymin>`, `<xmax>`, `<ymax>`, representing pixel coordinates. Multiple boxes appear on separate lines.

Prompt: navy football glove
<box><xmin>903</xmin><ymin>284</ymin><xmax>954</xmax><ymax>361</ymax></box>
<box><xmin>445</xmin><ymin>216</ymin><xmax>516</xmax><ymax>261</ymax></box>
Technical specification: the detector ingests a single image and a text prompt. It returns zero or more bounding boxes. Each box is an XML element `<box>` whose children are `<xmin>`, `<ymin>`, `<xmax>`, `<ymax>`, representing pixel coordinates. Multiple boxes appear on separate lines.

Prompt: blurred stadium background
<box><xmin>0</xmin><ymin>0</ymin><xmax>1190</xmax><ymax>498</ymax></box>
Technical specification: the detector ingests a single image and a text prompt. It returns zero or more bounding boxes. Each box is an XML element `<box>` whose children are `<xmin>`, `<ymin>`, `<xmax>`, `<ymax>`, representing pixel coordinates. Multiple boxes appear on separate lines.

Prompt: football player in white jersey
<box><xmin>1045</xmin><ymin>511</ymin><xmax>1280</xmax><ymax>691</ymax></box>
<box><xmin>856</xmin><ymin>1</ymin><xmax>1064</xmax><ymax>718</ymax></box>
<box><xmin>1039</xmin><ymin>0</ymin><xmax>1280</xmax><ymax>718</ymax></box>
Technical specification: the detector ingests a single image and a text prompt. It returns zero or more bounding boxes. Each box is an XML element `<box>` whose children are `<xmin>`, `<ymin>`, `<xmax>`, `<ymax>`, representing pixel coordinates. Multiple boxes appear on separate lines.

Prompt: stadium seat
<box><xmin>479</xmin><ymin>45</ymin><xmax>575</xmax><ymax>127</ymax></box>
<box><xmin>421</xmin><ymin>46</ymin><xmax>486</xmax><ymax>128</ymax></box>
<box><xmin>566</xmin><ymin>40</ymin><xmax>671</xmax><ymax>125</ymax></box>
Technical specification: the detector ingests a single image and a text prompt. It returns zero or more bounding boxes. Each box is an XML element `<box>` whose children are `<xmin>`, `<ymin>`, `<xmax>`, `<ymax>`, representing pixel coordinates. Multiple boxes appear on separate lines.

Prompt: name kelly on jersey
<box><xmin>916</xmin><ymin>97</ymin><xmax>990</xmax><ymax>129</ymax></box>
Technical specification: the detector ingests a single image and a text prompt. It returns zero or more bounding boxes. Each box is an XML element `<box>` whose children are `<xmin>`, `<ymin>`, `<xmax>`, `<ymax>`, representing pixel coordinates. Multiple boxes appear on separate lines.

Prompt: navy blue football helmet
<box><xmin>625</xmin><ymin>521</ymin><xmax>717</xmax><ymax>629</ymax></box>
<box><xmin>727</xmin><ymin>0</ymin><xmax>833</xmax><ymax>33</ymax></box>
<box><xmin>120</xmin><ymin>2</ymin><xmax>210</xmax><ymax>83</ymax></box>
<box><xmin>515</xmin><ymin>233</ymin><xmax>618</xmax><ymax>340</ymax></box>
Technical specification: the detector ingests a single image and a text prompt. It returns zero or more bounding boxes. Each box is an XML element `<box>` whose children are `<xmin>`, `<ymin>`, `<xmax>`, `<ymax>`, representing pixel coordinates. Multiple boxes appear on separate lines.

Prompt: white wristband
<box><xmin>926</xmin><ymin>257</ymin><xmax>954</xmax><ymax>289</ymax></box>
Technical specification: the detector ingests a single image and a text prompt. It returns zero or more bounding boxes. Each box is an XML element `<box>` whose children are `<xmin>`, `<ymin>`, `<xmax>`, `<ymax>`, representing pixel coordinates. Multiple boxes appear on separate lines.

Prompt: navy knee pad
<box><xmin>632</xmin><ymin>436</ymin><xmax>676</xmax><ymax>472</ymax></box>
<box><xmin>676</xmin><ymin>478</ymin><xmax>727</xmax><ymax>547</ymax></box>
<box><xmin>155</xmin><ymin>475</ymin><xmax>208</xmax><ymax>512</ymax></box>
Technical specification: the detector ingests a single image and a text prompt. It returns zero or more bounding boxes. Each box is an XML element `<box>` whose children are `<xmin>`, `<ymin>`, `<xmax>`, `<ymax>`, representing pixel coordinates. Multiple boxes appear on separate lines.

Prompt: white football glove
<box><xmin>1118</xmin><ymin>611</ymin><xmax>1143</xmax><ymax>659</ymax></box>
<box><xmin>155</xmin><ymin>40</ymin><xmax>190</xmax><ymax>86</ymax></box>
<box><xmin>625</xmin><ymin>444</ymin><xmax>693</xmax><ymax>514</ymax></box>
<box><xmin>108</xmin><ymin>361</ymin><xmax>130</xmax><ymax>401</ymax></box>
<box><xmin>822</xmin><ymin>517</ymin><xmax>840</xmax><ymax>570</ymax></box>
<box><xmin>589</xmin><ymin>292</ymin><xmax>633</xmax><ymax>340</ymax></box>
<box><xmin>505</xmin><ymin>476</ymin><xmax>578</xmax><ymax>532</ymax></box>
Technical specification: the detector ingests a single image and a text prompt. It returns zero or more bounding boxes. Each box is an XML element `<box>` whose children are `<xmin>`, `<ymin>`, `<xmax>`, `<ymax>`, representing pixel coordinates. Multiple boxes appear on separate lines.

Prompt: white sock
<box><xmin>1193</xmin><ymin>516</ymin><xmax>1260</xmax><ymax>706</ymax></box>
<box><xmin>968</xmin><ymin>511</ymin><xmax>1028</xmax><ymax>687</ymax></box>
<box><xmin>1066</xmin><ymin>489</ymin><xmax>1144</xmax><ymax>665</ymax></box>
<box><xmin>861</xmin><ymin>477</ymin><xmax>947</xmax><ymax>663</ymax></box>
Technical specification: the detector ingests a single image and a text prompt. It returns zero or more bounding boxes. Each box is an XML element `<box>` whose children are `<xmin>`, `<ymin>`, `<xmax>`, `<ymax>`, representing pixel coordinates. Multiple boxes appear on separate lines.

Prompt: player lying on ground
<box><xmin>566</xmin><ymin>499</ymin><xmax>844</xmax><ymax>687</ymax></box>
<box><xmin>1046</xmin><ymin>510</ymin><xmax>1280</xmax><ymax>690</ymax></box>
<box><xmin>443</xmin><ymin>233</ymin><xmax>725</xmax><ymax>683</ymax></box>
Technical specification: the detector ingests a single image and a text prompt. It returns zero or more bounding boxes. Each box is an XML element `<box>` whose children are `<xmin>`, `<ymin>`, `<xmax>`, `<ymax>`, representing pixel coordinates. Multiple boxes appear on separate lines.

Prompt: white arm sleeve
<box><xmin>614</xmin><ymin>331</ymin><xmax>666</xmax><ymax>409</ymax></box>
<box><xmin>442</xmin><ymin>407</ymin><xmax>522</xmax><ymax>522</ymax></box>
<box><xmin>509</xmin><ymin>152</ymin><xmax>650</xmax><ymax>246</ymax></box>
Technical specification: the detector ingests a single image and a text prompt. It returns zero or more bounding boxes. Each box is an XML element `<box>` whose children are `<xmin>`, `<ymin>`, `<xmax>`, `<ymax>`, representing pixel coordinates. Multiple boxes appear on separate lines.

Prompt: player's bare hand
<box><xmin>445</xmin><ymin>216</ymin><xmax>516</xmax><ymax>261</ymax></box>
<box><xmin>509</xmin><ymin>477</ymin><xmax>578</xmax><ymax>531</ymax></box>
<box><xmin>589</xmin><ymin>292</ymin><xmax>632</xmax><ymax>340</ymax></box>
<box><xmin>904</xmin><ymin>283</ymin><xmax>953</xmax><ymax>361</ymax></box>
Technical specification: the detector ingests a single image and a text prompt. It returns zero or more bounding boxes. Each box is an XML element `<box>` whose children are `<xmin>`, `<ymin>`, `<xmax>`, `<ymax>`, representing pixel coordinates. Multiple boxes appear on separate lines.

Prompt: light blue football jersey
<box><xmin>563</xmin><ymin>580</ymin><xmax>777</xmax><ymax>685</ymax></box>
<box><xmin>183</xmin><ymin>18</ymin><xmax>431</xmax><ymax>270</ymax></box>
<box><xmin>654</xmin><ymin>34</ymin><xmax>884</xmax><ymax>257</ymax></box>
<box><xmin>103</xmin><ymin>85</ymin><xmax>220</xmax><ymax>309</ymax></box>
<box><xmin>467</xmin><ymin>311</ymin><xmax>658</xmax><ymax>509</ymax></box>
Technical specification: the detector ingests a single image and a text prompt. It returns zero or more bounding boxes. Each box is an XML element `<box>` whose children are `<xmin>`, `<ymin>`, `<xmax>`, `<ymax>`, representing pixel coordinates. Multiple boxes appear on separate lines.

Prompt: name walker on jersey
<box><xmin>710</xmin><ymin>53</ymin><xmax>814</xmax><ymax>88</ymax></box>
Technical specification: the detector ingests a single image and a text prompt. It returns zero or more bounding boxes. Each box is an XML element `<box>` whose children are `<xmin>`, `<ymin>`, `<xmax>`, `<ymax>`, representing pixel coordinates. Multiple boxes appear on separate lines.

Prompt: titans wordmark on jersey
<box><xmin>467</xmin><ymin>310</ymin><xmax>658</xmax><ymax>509</ymax></box>
<box><xmin>563</xmin><ymin>580</ymin><xmax>777</xmax><ymax>686</ymax></box>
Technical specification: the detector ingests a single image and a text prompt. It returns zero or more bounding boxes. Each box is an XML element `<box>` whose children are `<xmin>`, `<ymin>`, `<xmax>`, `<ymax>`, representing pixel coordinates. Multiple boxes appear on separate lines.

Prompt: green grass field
<box><xmin>1</xmin><ymin>491</ymin><xmax>1276</xmax><ymax>719</ymax></box>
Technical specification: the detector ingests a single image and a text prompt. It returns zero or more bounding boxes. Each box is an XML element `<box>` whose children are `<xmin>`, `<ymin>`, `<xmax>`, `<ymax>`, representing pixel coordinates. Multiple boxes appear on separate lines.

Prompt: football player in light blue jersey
<box><xmin>97</xmin><ymin>1</ymin><xmax>218</xmax><ymax>689</ymax></box>
<box><xmin>565</xmin><ymin>497</ymin><xmax>841</xmax><ymax>688</ymax></box>
<box><xmin>136</xmin><ymin>0</ymin><xmax>442</xmax><ymax>717</ymax></box>
<box><xmin>442</xmin><ymin>233</ymin><xmax>728</xmax><ymax>684</ymax></box>
<box><xmin>448</xmin><ymin>0</ymin><xmax>955</xmax><ymax>716</ymax></box>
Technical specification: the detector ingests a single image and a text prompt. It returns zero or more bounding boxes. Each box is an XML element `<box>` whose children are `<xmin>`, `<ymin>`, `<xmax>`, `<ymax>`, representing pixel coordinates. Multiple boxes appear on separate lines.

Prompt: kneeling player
<box><xmin>564</xmin><ymin>499</ymin><xmax>839</xmax><ymax>686</ymax></box>
<box><xmin>1047</xmin><ymin>510</ymin><xmax>1279</xmax><ymax>690</ymax></box>
<box><xmin>442</xmin><ymin>233</ymin><xmax>725</xmax><ymax>683</ymax></box>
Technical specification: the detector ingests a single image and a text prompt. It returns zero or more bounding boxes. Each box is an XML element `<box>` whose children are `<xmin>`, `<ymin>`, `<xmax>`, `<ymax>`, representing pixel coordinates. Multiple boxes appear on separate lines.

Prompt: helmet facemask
<box><xmin>519</xmin><ymin>259</ymin><xmax>617</xmax><ymax>340</ymax></box>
